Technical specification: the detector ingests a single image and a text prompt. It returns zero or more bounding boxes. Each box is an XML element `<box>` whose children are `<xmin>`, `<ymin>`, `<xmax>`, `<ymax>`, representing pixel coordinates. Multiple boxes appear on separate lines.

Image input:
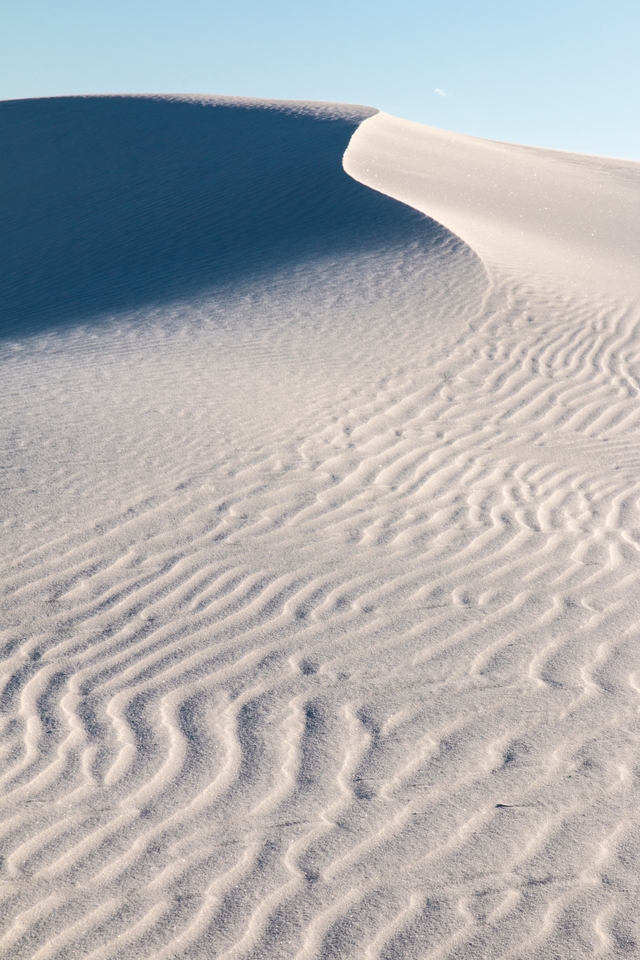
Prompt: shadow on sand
<box><xmin>0</xmin><ymin>95</ymin><xmax>460</xmax><ymax>339</ymax></box>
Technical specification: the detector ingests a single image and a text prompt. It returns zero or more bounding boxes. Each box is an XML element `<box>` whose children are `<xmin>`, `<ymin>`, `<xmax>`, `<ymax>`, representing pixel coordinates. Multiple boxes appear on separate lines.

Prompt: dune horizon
<box><xmin>2</xmin><ymin>93</ymin><xmax>640</xmax><ymax>959</ymax></box>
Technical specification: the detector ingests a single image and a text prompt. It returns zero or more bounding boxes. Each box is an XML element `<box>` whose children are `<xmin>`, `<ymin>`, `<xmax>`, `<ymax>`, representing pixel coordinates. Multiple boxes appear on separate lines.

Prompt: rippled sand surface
<box><xmin>2</xmin><ymin>94</ymin><xmax>640</xmax><ymax>959</ymax></box>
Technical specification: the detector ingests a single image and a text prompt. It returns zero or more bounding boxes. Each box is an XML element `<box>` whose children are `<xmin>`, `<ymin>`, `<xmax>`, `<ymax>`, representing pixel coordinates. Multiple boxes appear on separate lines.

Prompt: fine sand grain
<box><xmin>1</xmin><ymin>94</ymin><xmax>640</xmax><ymax>959</ymax></box>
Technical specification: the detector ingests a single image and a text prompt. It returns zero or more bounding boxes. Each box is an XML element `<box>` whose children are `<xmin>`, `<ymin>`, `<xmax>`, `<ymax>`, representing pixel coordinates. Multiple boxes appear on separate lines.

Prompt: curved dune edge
<box><xmin>344</xmin><ymin>110</ymin><xmax>640</xmax><ymax>299</ymax></box>
<box><xmin>3</xmin><ymin>96</ymin><xmax>640</xmax><ymax>959</ymax></box>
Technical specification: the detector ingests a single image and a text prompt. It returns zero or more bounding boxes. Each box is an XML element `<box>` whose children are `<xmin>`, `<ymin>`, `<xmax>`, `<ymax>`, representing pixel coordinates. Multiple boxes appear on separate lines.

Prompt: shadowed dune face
<box><xmin>0</xmin><ymin>96</ymin><xmax>464</xmax><ymax>338</ymax></box>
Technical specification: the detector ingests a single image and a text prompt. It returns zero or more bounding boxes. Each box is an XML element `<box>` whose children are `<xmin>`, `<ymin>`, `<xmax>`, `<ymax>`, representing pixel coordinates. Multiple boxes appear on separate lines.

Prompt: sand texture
<box><xmin>2</xmin><ymin>95</ymin><xmax>640</xmax><ymax>958</ymax></box>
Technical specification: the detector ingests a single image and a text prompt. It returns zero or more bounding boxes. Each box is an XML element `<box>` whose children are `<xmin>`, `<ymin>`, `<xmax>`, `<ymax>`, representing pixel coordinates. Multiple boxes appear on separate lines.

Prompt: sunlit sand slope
<box><xmin>1</xmin><ymin>95</ymin><xmax>640</xmax><ymax>959</ymax></box>
<box><xmin>345</xmin><ymin>112</ymin><xmax>640</xmax><ymax>295</ymax></box>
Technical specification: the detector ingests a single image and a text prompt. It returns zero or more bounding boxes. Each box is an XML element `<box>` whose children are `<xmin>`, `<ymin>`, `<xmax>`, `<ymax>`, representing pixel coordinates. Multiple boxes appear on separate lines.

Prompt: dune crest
<box><xmin>2</xmin><ymin>95</ymin><xmax>640</xmax><ymax>958</ymax></box>
<box><xmin>345</xmin><ymin>111</ymin><xmax>640</xmax><ymax>297</ymax></box>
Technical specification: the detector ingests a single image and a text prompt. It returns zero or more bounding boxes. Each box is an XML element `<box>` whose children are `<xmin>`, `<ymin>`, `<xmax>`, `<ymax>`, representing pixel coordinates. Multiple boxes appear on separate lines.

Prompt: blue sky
<box><xmin>2</xmin><ymin>0</ymin><xmax>639</xmax><ymax>159</ymax></box>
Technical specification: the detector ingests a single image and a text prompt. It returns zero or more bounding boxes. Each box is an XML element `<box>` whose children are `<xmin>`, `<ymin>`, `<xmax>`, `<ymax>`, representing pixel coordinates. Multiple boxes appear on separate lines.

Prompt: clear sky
<box><xmin>2</xmin><ymin>0</ymin><xmax>639</xmax><ymax>160</ymax></box>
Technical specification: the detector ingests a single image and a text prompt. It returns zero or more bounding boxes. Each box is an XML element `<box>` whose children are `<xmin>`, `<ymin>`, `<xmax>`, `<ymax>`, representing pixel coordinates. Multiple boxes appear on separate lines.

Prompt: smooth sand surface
<box><xmin>1</xmin><ymin>95</ymin><xmax>640</xmax><ymax>959</ymax></box>
<box><xmin>345</xmin><ymin>113</ymin><xmax>640</xmax><ymax>297</ymax></box>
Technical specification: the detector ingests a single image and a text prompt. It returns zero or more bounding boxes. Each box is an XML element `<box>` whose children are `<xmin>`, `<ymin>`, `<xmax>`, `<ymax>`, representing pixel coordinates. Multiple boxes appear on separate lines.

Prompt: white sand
<box><xmin>1</xmin><ymin>94</ymin><xmax>640</xmax><ymax>959</ymax></box>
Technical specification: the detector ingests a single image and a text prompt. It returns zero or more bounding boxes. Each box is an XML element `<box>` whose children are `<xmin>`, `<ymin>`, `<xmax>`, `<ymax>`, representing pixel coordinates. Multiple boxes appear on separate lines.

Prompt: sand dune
<box><xmin>1</xmin><ymin>94</ymin><xmax>640</xmax><ymax>958</ymax></box>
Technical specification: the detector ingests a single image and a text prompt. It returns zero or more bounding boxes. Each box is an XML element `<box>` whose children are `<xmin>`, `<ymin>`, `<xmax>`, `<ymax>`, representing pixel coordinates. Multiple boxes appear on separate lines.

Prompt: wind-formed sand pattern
<box><xmin>1</xmin><ymin>94</ymin><xmax>640</xmax><ymax>958</ymax></box>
